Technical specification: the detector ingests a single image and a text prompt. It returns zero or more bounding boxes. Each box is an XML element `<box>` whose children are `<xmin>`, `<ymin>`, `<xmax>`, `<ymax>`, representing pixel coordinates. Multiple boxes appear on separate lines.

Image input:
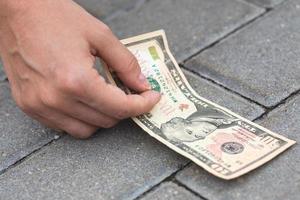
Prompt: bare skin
<box><xmin>0</xmin><ymin>0</ymin><xmax>160</xmax><ymax>138</ymax></box>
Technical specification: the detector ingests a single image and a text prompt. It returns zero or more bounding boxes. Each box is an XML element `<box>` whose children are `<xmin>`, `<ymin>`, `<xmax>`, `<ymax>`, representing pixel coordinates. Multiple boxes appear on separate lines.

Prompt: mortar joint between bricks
<box><xmin>134</xmin><ymin>162</ymin><xmax>191</xmax><ymax>200</ymax></box>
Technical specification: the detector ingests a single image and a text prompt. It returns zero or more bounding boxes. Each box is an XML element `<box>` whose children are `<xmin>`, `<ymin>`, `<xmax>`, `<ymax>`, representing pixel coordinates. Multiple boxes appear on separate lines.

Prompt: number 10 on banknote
<box><xmin>104</xmin><ymin>30</ymin><xmax>296</xmax><ymax>180</ymax></box>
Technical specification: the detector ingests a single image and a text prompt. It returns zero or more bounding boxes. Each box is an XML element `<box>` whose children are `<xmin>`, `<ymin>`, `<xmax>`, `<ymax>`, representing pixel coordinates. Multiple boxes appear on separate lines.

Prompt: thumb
<box><xmin>89</xmin><ymin>25</ymin><xmax>150</xmax><ymax>92</ymax></box>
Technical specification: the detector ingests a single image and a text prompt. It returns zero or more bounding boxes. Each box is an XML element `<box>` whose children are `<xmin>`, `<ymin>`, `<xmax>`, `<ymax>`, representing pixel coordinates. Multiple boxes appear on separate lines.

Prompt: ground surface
<box><xmin>0</xmin><ymin>0</ymin><xmax>299</xmax><ymax>199</ymax></box>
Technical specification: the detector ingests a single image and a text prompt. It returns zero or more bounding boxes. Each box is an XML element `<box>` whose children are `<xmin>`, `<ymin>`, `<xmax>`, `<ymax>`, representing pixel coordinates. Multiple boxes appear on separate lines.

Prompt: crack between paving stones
<box><xmin>172</xmin><ymin>179</ymin><xmax>208</xmax><ymax>200</ymax></box>
<box><xmin>182</xmin><ymin>62</ymin><xmax>300</xmax><ymax>127</ymax></box>
<box><xmin>0</xmin><ymin>135</ymin><xmax>63</xmax><ymax>176</ymax></box>
<box><xmin>179</xmin><ymin>4</ymin><xmax>295</xmax><ymax>112</ymax></box>
<box><xmin>173</xmin><ymin>10</ymin><xmax>282</xmax><ymax>111</ymax></box>
<box><xmin>180</xmin><ymin>64</ymin><xmax>268</xmax><ymax>109</ymax></box>
<box><xmin>182</xmin><ymin>8</ymin><xmax>270</xmax><ymax>64</ymax></box>
<box><xmin>134</xmin><ymin>162</ymin><xmax>209</xmax><ymax>200</ymax></box>
<box><xmin>253</xmin><ymin>89</ymin><xmax>300</xmax><ymax>122</ymax></box>
<box><xmin>133</xmin><ymin>162</ymin><xmax>191</xmax><ymax>200</ymax></box>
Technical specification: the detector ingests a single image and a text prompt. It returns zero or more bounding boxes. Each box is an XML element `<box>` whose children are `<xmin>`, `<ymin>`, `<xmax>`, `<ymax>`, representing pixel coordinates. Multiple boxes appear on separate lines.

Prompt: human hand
<box><xmin>0</xmin><ymin>0</ymin><xmax>160</xmax><ymax>138</ymax></box>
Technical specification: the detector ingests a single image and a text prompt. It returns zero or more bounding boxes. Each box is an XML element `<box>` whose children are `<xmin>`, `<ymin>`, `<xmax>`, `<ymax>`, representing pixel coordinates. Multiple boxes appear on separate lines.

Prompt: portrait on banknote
<box><xmin>160</xmin><ymin>111</ymin><xmax>238</xmax><ymax>143</ymax></box>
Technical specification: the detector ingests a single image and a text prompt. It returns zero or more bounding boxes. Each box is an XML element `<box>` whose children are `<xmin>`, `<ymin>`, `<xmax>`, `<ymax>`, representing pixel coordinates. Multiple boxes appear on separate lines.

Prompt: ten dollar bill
<box><xmin>104</xmin><ymin>30</ymin><xmax>296</xmax><ymax>180</ymax></box>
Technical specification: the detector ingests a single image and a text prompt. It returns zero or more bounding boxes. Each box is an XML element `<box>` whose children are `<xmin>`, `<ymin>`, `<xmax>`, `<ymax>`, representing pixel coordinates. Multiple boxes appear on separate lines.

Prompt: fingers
<box><xmin>53</xmin><ymin>58</ymin><xmax>161</xmax><ymax>120</ymax></box>
<box><xmin>63</xmin><ymin>101</ymin><xmax>119</xmax><ymax>128</ymax></box>
<box><xmin>41</xmin><ymin>93</ymin><xmax>119</xmax><ymax>128</ymax></box>
<box><xmin>82</xmin><ymin>76</ymin><xmax>161</xmax><ymax>119</ymax></box>
<box><xmin>15</xmin><ymin>85</ymin><xmax>99</xmax><ymax>139</ymax></box>
<box><xmin>29</xmin><ymin>109</ymin><xmax>98</xmax><ymax>139</ymax></box>
<box><xmin>88</xmin><ymin>22</ymin><xmax>150</xmax><ymax>92</ymax></box>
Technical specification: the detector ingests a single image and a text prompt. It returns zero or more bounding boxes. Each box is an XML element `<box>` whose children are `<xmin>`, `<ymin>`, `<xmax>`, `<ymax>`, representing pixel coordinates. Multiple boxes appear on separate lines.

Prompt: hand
<box><xmin>0</xmin><ymin>0</ymin><xmax>160</xmax><ymax>138</ymax></box>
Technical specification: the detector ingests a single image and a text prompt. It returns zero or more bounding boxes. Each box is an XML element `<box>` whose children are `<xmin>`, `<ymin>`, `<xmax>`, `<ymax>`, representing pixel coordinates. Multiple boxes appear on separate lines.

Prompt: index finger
<box><xmin>88</xmin><ymin>23</ymin><xmax>150</xmax><ymax>92</ymax></box>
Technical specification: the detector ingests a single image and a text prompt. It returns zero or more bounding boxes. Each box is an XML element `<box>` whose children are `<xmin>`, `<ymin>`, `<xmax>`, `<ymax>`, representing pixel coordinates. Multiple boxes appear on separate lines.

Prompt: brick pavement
<box><xmin>0</xmin><ymin>83</ymin><xmax>59</xmax><ymax>174</ymax></box>
<box><xmin>0</xmin><ymin>0</ymin><xmax>299</xmax><ymax>199</ymax></box>
<box><xmin>185</xmin><ymin>0</ymin><xmax>300</xmax><ymax>107</ymax></box>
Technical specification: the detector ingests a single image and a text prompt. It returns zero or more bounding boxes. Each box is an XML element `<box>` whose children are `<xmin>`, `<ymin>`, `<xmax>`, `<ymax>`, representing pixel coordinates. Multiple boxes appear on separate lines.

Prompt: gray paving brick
<box><xmin>185</xmin><ymin>0</ymin><xmax>300</xmax><ymax>107</ymax></box>
<box><xmin>0</xmin><ymin>60</ymin><xmax>6</xmax><ymax>81</ymax></box>
<box><xmin>0</xmin><ymin>83</ymin><xmax>58</xmax><ymax>174</ymax></box>
<box><xmin>244</xmin><ymin>0</ymin><xmax>285</xmax><ymax>8</ymax></box>
<box><xmin>0</xmin><ymin>121</ymin><xmax>187</xmax><ymax>200</ymax></box>
<box><xmin>107</xmin><ymin>0</ymin><xmax>264</xmax><ymax>62</ymax></box>
<box><xmin>184</xmin><ymin>70</ymin><xmax>265</xmax><ymax>120</ymax></box>
<box><xmin>140</xmin><ymin>182</ymin><xmax>202</xmax><ymax>200</ymax></box>
<box><xmin>176</xmin><ymin>94</ymin><xmax>300</xmax><ymax>200</ymax></box>
<box><xmin>74</xmin><ymin>0</ymin><xmax>142</xmax><ymax>19</ymax></box>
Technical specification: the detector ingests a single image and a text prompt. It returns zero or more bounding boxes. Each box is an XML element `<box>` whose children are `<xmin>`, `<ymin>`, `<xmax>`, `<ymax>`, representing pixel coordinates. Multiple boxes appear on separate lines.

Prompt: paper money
<box><xmin>104</xmin><ymin>30</ymin><xmax>296</xmax><ymax>180</ymax></box>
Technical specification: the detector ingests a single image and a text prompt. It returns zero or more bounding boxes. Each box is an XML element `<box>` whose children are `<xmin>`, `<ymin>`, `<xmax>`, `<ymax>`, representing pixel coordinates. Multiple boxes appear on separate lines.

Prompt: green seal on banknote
<box><xmin>147</xmin><ymin>77</ymin><xmax>161</xmax><ymax>92</ymax></box>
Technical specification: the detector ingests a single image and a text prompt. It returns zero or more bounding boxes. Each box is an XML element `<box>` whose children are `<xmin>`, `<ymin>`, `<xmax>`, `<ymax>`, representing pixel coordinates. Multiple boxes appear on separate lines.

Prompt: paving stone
<box><xmin>0</xmin><ymin>60</ymin><xmax>6</xmax><ymax>81</ymax></box>
<box><xmin>107</xmin><ymin>0</ymin><xmax>264</xmax><ymax>62</ymax></box>
<box><xmin>0</xmin><ymin>83</ymin><xmax>58</xmax><ymax>174</ymax></box>
<box><xmin>183</xmin><ymin>70</ymin><xmax>265</xmax><ymax>121</ymax></box>
<box><xmin>140</xmin><ymin>182</ymin><xmax>202</xmax><ymax>200</ymax></box>
<box><xmin>0</xmin><ymin>121</ymin><xmax>187</xmax><ymax>200</ymax></box>
<box><xmin>176</xmin><ymin>94</ymin><xmax>300</xmax><ymax>200</ymax></box>
<box><xmin>185</xmin><ymin>0</ymin><xmax>300</xmax><ymax>107</ymax></box>
<box><xmin>74</xmin><ymin>0</ymin><xmax>143</xmax><ymax>19</ymax></box>
<box><xmin>244</xmin><ymin>0</ymin><xmax>285</xmax><ymax>8</ymax></box>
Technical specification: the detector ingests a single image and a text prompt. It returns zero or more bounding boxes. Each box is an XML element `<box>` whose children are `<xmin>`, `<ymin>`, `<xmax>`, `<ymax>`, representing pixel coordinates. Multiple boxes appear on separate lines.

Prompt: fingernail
<box><xmin>150</xmin><ymin>91</ymin><xmax>161</xmax><ymax>101</ymax></box>
<box><xmin>139</xmin><ymin>73</ymin><xmax>151</xmax><ymax>89</ymax></box>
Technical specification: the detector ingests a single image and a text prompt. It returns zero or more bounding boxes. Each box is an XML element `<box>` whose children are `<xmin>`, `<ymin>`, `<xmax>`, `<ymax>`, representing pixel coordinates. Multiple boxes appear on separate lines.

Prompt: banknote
<box><xmin>104</xmin><ymin>30</ymin><xmax>296</xmax><ymax>180</ymax></box>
